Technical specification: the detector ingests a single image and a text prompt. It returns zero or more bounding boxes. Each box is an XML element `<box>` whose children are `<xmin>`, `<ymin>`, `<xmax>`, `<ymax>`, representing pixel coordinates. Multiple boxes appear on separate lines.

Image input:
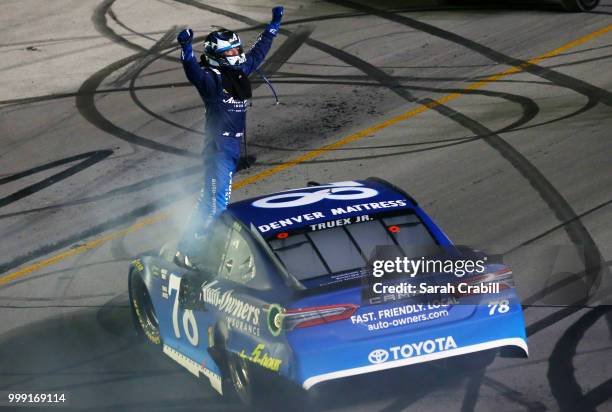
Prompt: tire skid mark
<box><xmin>548</xmin><ymin>306</ymin><xmax>612</xmax><ymax>411</ymax></box>
<box><xmin>92</xmin><ymin>0</ymin><xmax>179</xmax><ymax>64</ymax></box>
<box><xmin>173</xmin><ymin>1</ymin><xmax>609</xmax><ymax>409</ymax></box>
<box><xmin>280</xmin><ymin>76</ymin><xmax>595</xmax><ymax>134</ymax></box>
<box><xmin>329</xmin><ymin>0</ymin><xmax>609</xmax><ymax>344</ymax></box>
<box><xmin>0</xmin><ymin>186</ymin><xmax>193</xmax><ymax>277</ymax></box>
<box><xmin>311</xmin><ymin>78</ymin><xmax>579</xmax><ymax>135</ymax></box>
<box><xmin>0</xmin><ymin>165</ymin><xmax>201</xmax><ymax>220</ymax></box>
<box><xmin>86</xmin><ymin>1</ymin><xmax>201</xmax><ymax>157</ymax></box>
<box><xmin>507</xmin><ymin>200</ymin><xmax>611</xmax><ymax>339</ymax></box>
<box><xmin>377</xmin><ymin>382</ymin><xmax>431</xmax><ymax>412</ymax></box>
<box><xmin>256</xmin><ymin>25</ymin><xmax>315</xmax><ymax>81</ymax></box>
<box><xmin>126</xmin><ymin>48</ymin><xmax>203</xmax><ymax>135</ymax></box>
<box><xmin>5</xmin><ymin>49</ymin><xmax>606</xmax><ymax>108</ymax></box>
<box><xmin>0</xmin><ymin>82</ymin><xmax>192</xmax><ymax>106</ymax></box>
<box><xmin>522</xmin><ymin>260</ymin><xmax>612</xmax><ymax>308</ymax></box>
<box><xmin>581</xmin><ymin>376</ymin><xmax>612</xmax><ymax>410</ymax></box>
<box><xmin>170</xmin><ymin>1</ymin><xmax>543</xmax><ymax>179</ymax></box>
<box><xmin>253</xmin><ymin>136</ymin><xmax>481</xmax><ymax>165</ymax></box>
<box><xmin>112</xmin><ymin>26</ymin><xmax>179</xmax><ymax>87</ymax></box>
<box><xmin>0</xmin><ymin>78</ymin><xmax>263</xmax><ymax>106</ymax></box>
<box><xmin>548</xmin><ymin>51</ymin><xmax>612</xmax><ymax>70</ymax></box>
<box><xmin>0</xmin><ymin>304</ymin><xmax>128</xmax><ymax>309</ymax></box>
<box><xmin>0</xmin><ymin>9</ymin><xmax>365</xmax><ymax>50</ymax></box>
<box><xmin>75</xmin><ymin>51</ymin><xmax>200</xmax><ymax>158</ymax></box>
<box><xmin>78</xmin><ymin>2</ymin><xmax>314</xmax><ymax>157</ymax></box>
<box><xmin>107</xmin><ymin>8</ymin><xmax>156</xmax><ymax>42</ymax></box>
<box><xmin>0</xmin><ymin>41</ymin><xmax>112</xmax><ymax>74</ymax></box>
<box><xmin>0</xmin><ymin>259</ymin><xmax>128</xmax><ymax>290</ymax></box>
<box><xmin>173</xmin><ymin>0</ymin><xmax>262</xmax><ymax>26</ymax></box>
<box><xmin>0</xmin><ymin>150</ymin><xmax>113</xmax><ymax>208</ymax></box>
<box><xmin>488</xmin><ymin>345</ymin><xmax>612</xmax><ymax>374</ymax></box>
<box><xmin>0</xmin><ymin>4</ymin><xmax>318</xmax><ymax>274</ymax></box>
<box><xmin>124</xmin><ymin>26</ymin><xmax>314</xmax><ymax>135</ymax></box>
<box><xmin>316</xmin><ymin>2</ymin><xmax>611</xmax><ymax>409</ymax></box>
<box><xmin>527</xmin><ymin>304</ymin><xmax>589</xmax><ymax>337</ymax></box>
<box><xmin>481</xmin><ymin>376</ymin><xmax>547</xmax><ymax>411</ymax></box>
<box><xmin>1</xmin><ymin>108</ymin><xmax>82</xmax><ymax>160</ymax></box>
<box><xmin>327</xmin><ymin>0</ymin><xmax>612</xmax><ymax>108</ymax></box>
<box><xmin>0</xmin><ymin>293</ymin><xmax>116</xmax><ymax>302</ymax></box>
<box><xmin>83</xmin><ymin>0</ymin><xmax>608</xmax><ymax>305</ymax></box>
<box><xmin>92</xmin><ymin>0</ymin><xmax>145</xmax><ymax>53</ymax></box>
<box><xmin>404</xmin><ymin>83</ymin><xmax>540</xmax><ymax>134</ymax></box>
<box><xmin>273</xmin><ymin>70</ymin><xmax>483</xmax><ymax>85</ymax></box>
<box><xmin>244</xmin><ymin>78</ymin><xmax>595</xmax><ymax>139</ymax></box>
<box><xmin>461</xmin><ymin>370</ymin><xmax>485</xmax><ymax>412</ymax></box>
<box><xmin>248</xmin><ymin>133</ymin><xmax>474</xmax><ymax>152</ymax></box>
<box><xmin>0</xmin><ymin>342</ymin><xmax>134</xmax><ymax>390</ymax></box>
<box><xmin>2</xmin><ymin>3</ymin><xmax>611</xmax><ymax>408</ymax></box>
<box><xmin>508</xmin><ymin>199</ymin><xmax>612</xmax><ymax>308</ymax></box>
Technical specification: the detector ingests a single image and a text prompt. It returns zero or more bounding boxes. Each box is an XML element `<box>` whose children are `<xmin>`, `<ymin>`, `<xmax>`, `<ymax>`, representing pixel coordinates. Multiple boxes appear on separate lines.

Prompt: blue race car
<box><xmin>128</xmin><ymin>178</ymin><xmax>527</xmax><ymax>405</ymax></box>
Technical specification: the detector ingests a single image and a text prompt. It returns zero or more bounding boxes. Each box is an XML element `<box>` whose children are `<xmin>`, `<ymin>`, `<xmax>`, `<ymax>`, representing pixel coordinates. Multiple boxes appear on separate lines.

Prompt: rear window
<box><xmin>266</xmin><ymin>212</ymin><xmax>437</xmax><ymax>282</ymax></box>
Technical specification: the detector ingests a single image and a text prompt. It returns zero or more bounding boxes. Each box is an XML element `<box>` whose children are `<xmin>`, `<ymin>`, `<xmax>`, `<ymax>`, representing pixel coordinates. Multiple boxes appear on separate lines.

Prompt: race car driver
<box><xmin>175</xmin><ymin>6</ymin><xmax>284</xmax><ymax>265</ymax></box>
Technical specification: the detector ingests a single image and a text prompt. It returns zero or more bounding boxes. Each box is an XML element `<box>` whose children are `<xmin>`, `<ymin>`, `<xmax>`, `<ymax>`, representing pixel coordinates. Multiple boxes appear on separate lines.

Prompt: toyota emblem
<box><xmin>368</xmin><ymin>349</ymin><xmax>389</xmax><ymax>364</ymax></box>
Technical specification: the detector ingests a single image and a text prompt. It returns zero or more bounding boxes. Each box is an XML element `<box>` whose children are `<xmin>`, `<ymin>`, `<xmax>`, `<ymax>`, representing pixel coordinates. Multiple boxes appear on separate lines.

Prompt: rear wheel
<box><xmin>561</xmin><ymin>0</ymin><xmax>599</xmax><ymax>11</ymax></box>
<box><xmin>227</xmin><ymin>354</ymin><xmax>255</xmax><ymax>405</ymax></box>
<box><xmin>224</xmin><ymin>352</ymin><xmax>308</xmax><ymax>409</ymax></box>
<box><xmin>129</xmin><ymin>271</ymin><xmax>161</xmax><ymax>345</ymax></box>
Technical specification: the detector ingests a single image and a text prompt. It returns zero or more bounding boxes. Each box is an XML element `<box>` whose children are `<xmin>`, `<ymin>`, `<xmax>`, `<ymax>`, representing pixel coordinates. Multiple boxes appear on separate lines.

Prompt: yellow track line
<box><xmin>2</xmin><ymin>24</ymin><xmax>611</xmax><ymax>285</ymax></box>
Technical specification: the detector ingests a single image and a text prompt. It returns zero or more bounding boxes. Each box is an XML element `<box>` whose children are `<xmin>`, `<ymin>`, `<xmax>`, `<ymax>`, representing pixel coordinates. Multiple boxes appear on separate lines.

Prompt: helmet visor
<box><xmin>225</xmin><ymin>51</ymin><xmax>246</xmax><ymax>66</ymax></box>
<box><xmin>222</xmin><ymin>46</ymin><xmax>244</xmax><ymax>56</ymax></box>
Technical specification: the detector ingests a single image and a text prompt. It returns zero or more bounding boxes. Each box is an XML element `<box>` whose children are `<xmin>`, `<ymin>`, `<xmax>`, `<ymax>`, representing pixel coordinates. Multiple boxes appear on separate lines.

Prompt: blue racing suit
<box><xmin>179</xmin><ymin>27</ymin><xmax>277</xmax><ymax>251</ymax></box>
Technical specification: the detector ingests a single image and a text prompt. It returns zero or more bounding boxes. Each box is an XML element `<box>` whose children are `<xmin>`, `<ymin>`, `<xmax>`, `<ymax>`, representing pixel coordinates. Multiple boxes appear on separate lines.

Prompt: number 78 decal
<box><xmin>168</xmin><ymin>274</ymin><xmax>199</xmax><ymax>346</ymax></box>
<box><xmin>487</xmin><ymin>299</ymin><xmax>510</xmax><ymax>315</ymax></box>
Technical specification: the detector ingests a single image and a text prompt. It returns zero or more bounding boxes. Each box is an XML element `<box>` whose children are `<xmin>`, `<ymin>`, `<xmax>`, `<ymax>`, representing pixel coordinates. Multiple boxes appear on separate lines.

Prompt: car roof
<box><xmin>228</xmin><ymin>179</ymin><xmax>417</xmax><ymax>237</ymax></box>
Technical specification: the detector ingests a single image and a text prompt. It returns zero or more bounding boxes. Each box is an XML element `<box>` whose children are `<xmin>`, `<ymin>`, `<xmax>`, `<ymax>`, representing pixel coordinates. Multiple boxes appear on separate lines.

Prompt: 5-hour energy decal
<box><xmin>239</xmin><ymin>344</ymin><xmax>283</xmax><ymax>372</ymax></box>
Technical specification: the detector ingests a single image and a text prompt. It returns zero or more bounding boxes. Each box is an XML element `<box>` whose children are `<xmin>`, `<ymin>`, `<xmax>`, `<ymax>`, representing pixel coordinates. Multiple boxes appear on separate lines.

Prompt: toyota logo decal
<box><xmin>368</xmin><ymin>349</ymin><xmax>389</xmax><ymax>364</ymax></box>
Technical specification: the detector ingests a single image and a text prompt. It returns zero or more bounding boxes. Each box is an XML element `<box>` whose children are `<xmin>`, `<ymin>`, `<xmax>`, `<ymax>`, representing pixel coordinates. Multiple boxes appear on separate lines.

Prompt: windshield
<box><xmin>266</xmin><ymin>212</ymin><xmax>437</xmax><ymax>282</ymax></box>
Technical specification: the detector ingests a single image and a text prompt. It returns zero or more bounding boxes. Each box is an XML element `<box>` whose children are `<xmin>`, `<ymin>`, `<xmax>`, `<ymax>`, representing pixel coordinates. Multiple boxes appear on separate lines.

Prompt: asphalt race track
<box><xmin>1</xmin><ymin>0</ymin><xmax>612</xmax><ymax>411</ymax></box>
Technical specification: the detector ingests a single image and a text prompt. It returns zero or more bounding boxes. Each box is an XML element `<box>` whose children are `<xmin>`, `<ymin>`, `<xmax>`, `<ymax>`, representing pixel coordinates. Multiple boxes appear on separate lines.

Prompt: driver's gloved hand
<box><xmin>267</xmin><ymin>6</ymin><xmax>284</xmax><ymax>36</ymax></box>
<box><xmin>177</xmin><ymin>28</ymin><xmax>194</xmax><ymax>58</ymax></box>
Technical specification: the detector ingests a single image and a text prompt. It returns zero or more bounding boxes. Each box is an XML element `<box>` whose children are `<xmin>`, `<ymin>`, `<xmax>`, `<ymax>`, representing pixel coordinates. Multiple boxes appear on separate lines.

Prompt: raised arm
<box><xmin>177</xmin><ymin>28</ymin><xmax>216</xmax><ymax>95</ymax></box>
<box><xmin>242</xmin><ymin>6</ymin><xmax>284</xmax><ymax>76</ymax></box>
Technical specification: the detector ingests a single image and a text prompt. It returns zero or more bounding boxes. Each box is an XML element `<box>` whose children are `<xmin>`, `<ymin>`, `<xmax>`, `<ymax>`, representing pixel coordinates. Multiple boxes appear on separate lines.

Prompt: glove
<box><xmin>271</xmin><ymin>6</ymin><xmax>284</xmax><ymax>25</ymax></box>
<box><xmin>177</xmin><ymin>28</ymin><xmax>194</xmax><ymax>46</ymax></box>
<box><xmin>267</xmin><ymin>6</ymin><xmax>283</xmax><ymax>36</ymax></box>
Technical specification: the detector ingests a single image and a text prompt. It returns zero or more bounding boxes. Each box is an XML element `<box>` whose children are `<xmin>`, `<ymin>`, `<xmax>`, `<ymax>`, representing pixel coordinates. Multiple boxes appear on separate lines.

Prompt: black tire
<box><xmin>224</xmin><ymin>352</ymin><xmax>311</xmax><ymax>410</ymax></box>
<box><xmin>226</xmin><ymin>353</ymin><xmax>256</xmax><ymax>406</ymax></box>
<box><xmin>129</xmin><ymin>271</ymin><xmax>161</xmax><ymax>345</ymax></box>
<box><xmin>560</xmin><ymin>0</ymin><xmax>599</xmax><ymax>11</ymax></box>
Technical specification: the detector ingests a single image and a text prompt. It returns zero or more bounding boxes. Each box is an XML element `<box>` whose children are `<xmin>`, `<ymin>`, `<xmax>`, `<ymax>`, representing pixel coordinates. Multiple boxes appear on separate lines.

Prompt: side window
<box><xmin>188</xmin><ymin>219</ymin><xmax>231</xmax><ymax>275</ymax></box>
<box><xmin>219</xmin><ymin>225</ymin><xmax>256</xmax><ymax>285</ymax></box>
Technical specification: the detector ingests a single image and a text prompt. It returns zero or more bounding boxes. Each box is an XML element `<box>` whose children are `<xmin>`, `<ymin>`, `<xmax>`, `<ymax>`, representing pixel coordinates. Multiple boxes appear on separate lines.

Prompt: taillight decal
<box><xmin>283</xmin><ymin>304</ymin><xmax>359</xmax><ymax>329</ymax></box>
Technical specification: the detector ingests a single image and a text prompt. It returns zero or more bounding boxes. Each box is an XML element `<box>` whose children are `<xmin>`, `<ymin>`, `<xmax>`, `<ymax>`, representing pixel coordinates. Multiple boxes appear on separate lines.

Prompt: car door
<box><xmin>209</xmin><ymin>220</ymin><xmax>289</xmax><ymax>375</ymax></box>
<box><xmin>164</xmin><ymin>218</ymin><xmax>232</xmax><ymax>387</ymax></box>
